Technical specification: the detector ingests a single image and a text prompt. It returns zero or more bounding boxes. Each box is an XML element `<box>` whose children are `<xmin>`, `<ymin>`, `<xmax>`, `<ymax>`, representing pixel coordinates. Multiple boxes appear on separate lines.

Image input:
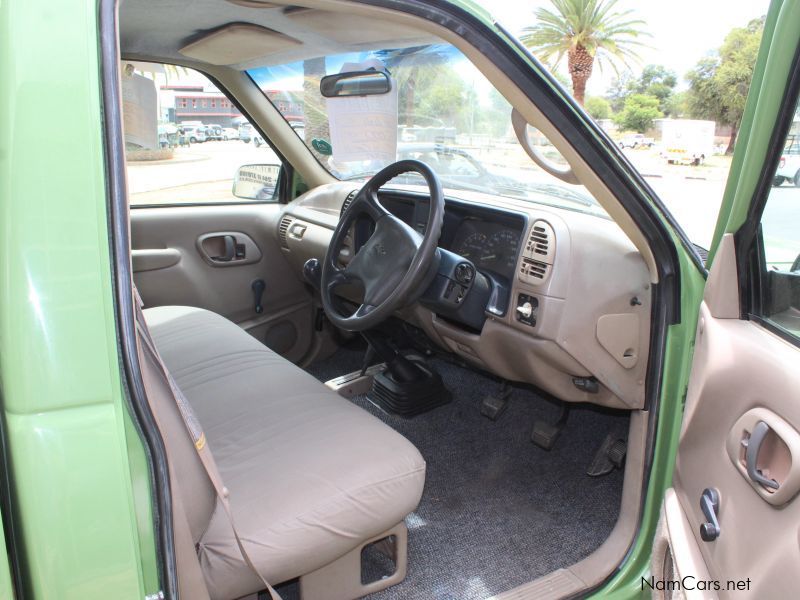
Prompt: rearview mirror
<box><xmin>320</xmin><ymin>70</ymin><xmax>392</xmax><ymax>98</ymax></box>
<box><xmin>233</xmin><ymin>164</ymin><xmax>281</xmax><ymax>200</ymax></box>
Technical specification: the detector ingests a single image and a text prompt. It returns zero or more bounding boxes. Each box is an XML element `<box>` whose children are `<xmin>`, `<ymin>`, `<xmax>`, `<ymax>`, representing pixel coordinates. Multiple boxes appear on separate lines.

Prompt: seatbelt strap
<box><xmin>132</xmin><ymin>289</ymin><xmax>281</xmax><ymax>600</ymax></box>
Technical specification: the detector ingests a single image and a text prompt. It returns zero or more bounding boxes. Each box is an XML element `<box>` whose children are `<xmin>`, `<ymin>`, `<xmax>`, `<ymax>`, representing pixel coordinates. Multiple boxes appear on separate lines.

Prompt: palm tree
<box><xmin>519</xmin><ymin>0</ymin><xmax>649</xmax><ymax>105</ymax></box>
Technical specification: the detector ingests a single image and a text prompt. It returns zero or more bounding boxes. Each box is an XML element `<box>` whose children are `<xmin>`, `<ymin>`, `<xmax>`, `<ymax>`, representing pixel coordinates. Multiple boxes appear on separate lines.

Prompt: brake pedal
<box><xmin>587</xmin><ymin>433</ymin><xmax>627</xmax><ymax>477</ymax></box>
<box><xmin>531</xmin><ymin>403</ymin><xmax>570</xmax><ymax>450</ymax></box>
<box><xmin>480</xmin><ymin>381</ymin><xmax>512</xmax><ymax>421</ymax></box>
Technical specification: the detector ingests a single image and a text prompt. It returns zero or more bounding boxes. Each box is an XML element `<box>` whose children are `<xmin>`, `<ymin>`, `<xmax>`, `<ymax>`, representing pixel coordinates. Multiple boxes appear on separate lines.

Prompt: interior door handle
<box><xmin>743</xmin><ymin>421</ymin><xmax>780</xmax><ymax>490</ymax></box>
<box><xmin>196</xmin><ymin>231</ymin><xmax>261</xmax><ymax>267</ymax></box>
<box><xmin>727</xmin><ymin>408</ymin><xmax>800</xmax><ymax>505</ymax></box>
<box><xmin>214</xmin><ymin>235</ymin><xmax>237</xmax><ymax>262</ymax></box>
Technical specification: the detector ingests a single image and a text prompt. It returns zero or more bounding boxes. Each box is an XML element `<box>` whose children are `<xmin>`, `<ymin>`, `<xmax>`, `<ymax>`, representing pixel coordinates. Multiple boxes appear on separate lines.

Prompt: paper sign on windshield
<box><xmin>326</xmin><ymin>60</ymin><xmax>398</xmax><ymax>165</ymax></box>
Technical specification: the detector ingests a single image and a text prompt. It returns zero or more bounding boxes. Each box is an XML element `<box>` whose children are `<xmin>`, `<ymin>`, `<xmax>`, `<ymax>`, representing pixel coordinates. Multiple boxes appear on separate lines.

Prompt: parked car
<box><xmin>618</xmin><ymin>133</ymin><xmax>654</xmax><ymax>149</ymax></box>
<box><xmin>205</xmin><ymin>124</ymin><xmax>223</xmax><ymax>141</ymax></box>
<box><xmin>222</xmin><ymin>127</ymin><xmax>239</xmax><ymax>140</ymax></box>
<box><xmin>181</xmin><ymin>124</ymin><xmax>206</xmax><ymax>143</ymax></box>
<box><xmin>774</xmin><ymin>135</ymin><xmax>800</xmax><ymax>186</ymax></box>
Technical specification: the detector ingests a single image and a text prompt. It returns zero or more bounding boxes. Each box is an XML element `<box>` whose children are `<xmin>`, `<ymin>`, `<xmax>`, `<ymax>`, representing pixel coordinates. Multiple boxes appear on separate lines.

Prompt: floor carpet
<box><xmin>279</xmin><ymin>345</ymin><xmax>628</xmax><ymax>599</ymax></box>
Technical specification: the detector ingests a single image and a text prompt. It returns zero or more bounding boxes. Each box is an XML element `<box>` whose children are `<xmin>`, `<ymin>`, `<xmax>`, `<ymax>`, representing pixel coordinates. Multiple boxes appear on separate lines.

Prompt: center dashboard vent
<box><xmin>519</xmin><ymin>220</ymin><xmax>555</xmax><ymax>285</ymax></box>
<box><xmin>278</xmin><ymin>214</ymin><xmax>293</xmax><ymax>248</ymax></box>
<box><xmin>341</xmin><ymin>189</ymin><xmax>358</xmax><ymax>217</ymax></box>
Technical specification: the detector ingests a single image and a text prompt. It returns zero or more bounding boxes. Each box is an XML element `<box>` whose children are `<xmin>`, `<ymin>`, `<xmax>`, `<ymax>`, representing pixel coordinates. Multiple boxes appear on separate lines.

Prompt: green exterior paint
<box><xmin>709</xmin><ymin>0</ymin><xmax>800</xmax><ymax>262</ymax></box>
<box><xmin>0</xmin><ymin>0</ymin><xmax>160</xmax><ymax>598</ymax></box>
<box><xmin>0</xmin><ymin>518</ymin><xmax>14</xmax><ymax>600</ymax></box>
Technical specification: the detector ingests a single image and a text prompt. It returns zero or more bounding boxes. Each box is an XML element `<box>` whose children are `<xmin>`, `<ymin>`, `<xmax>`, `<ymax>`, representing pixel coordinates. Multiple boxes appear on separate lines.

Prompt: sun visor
<box><xmin>179</xmin><ymin>23</ymin><xmax>301</xmax><ymax>66</ymax></box>
<box><xmin>285</xmin><ymin>9</ymin><xmax>433</xmax><ymax>47</ymax></box>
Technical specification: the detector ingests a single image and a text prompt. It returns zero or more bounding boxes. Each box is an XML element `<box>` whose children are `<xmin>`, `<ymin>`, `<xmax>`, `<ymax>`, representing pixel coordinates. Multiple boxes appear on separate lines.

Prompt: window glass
<box><xmin>755</xmin><ymin>104</ymin><xmax>800</xmax><ymax>336</ymax></box>
<box><xmin>121</xmin><ymin>62</ymin><xmax>282</xmax><ymax>206</ymax></box>
<box><xmin>246</xmin><ymin>44</ymin><xmax>608</xmax><ymax>219</ymax></box>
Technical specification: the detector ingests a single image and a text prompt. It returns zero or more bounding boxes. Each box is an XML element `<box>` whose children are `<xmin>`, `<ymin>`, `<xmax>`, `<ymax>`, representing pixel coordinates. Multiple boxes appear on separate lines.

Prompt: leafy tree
<box><xmin>685</xmin><ymin>17</ymin><xmax>764</xmax><ymax>154</ymax></box>
<box><xmin>585</xmin><ymin>96</ymin><xmax>612</xmax><ymax>120</ymax></box>
<box><xmin>662</xmin><ymin>90</ymin><xmax>688</xmax><ymax>118</ymax></box>
<box><xmin>614</xmin><ymin>93</ymin><xmax>662</xmax><ymax>132</ymax></box>
<box><xmin>606</xmin><ymin>71</ymin><xmax>636</xmax><ymax>112</ymax></box>
<box><xmin>606</xmin><ymin>64</ymin><xmax>677</xmax><ymax>114</ymax></box>
<box><xmin>519</xmin><ymin>0</ymin><xmax>649</xmax><ymax>105</ymax></box>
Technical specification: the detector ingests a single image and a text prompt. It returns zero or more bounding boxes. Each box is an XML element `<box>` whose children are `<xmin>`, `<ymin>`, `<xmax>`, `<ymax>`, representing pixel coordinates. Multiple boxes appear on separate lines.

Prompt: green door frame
<box><xmin>0</xmin><ymin>0</ymin><xmax>161</xmax><ymax>598</ymax></box>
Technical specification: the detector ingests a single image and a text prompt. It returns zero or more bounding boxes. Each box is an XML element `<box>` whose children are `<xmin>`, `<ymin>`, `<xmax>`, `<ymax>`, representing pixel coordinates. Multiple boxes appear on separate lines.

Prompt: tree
<box><xmin>585</xmin><ymin>96</ymin><xmax>612</xmax><ymax>120</ymax></box>
<box><xmin>614</xmin><ymin>93</ymin><xmax>662</xmax><ymax>132</ymax></box>
<box><xmin>606</xmin><ymin>64</ymin><xmax>677</xmax><ymax>114</ymax></box>
<box><xmin>662</xmin><ymin>90</ymin><xmax>688</xmax><ymax>118</ymax></box>
<box><xmin>685</xmin><ymin>17</ymin><xmax>764</xmax><ymax>154</ymax></box>
<box><xmin>519</xmin><ymin>0</ymin><xmax>649</xmax><ymax>105</ymax></box>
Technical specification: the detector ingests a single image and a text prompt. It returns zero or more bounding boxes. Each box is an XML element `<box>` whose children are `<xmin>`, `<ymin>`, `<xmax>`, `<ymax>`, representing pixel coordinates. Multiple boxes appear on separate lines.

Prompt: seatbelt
<box><xmin>132</xmin><ymin>289</ymin><xmax>281</xmax><ymax>600</ymax></box>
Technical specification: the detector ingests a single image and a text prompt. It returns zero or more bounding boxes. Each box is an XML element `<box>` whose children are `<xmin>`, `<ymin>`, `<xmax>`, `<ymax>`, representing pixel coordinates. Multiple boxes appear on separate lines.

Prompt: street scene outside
<box><xmin>124</xmin><ymin>0</ymin><xmax>797</xmax><ymax>266</ymax></box>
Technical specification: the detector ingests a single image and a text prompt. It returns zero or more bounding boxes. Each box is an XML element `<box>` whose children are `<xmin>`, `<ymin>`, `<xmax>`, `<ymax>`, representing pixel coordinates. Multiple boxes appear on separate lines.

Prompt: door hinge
<box><xmin>145</xmin><ymin>592</ymin><xmax>165</xmax><ymax>600</ymax></box>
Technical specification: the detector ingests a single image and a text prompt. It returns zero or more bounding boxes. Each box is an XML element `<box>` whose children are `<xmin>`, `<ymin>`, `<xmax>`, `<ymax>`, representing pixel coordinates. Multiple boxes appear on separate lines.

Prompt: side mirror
<box><xmin>320</xmin><ymin>70</ymin><xmax>391</xmax><ymax>98</ymax></box>
<box><xmin>233</xmin><ymin>164</ymin><xmax>281</xmax><ymax>200</ymax></box>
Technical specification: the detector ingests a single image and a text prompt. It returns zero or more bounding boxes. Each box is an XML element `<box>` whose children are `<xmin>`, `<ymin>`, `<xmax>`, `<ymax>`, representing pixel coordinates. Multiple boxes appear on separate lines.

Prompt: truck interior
<box><xmin>114</xmin><ymin>0</ymin><xmax>681</xmax><ymax>598</ymax></box>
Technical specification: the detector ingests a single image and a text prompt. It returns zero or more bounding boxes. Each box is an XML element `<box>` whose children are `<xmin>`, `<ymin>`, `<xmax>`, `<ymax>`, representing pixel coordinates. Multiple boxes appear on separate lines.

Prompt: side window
<box><xmin>753</xmin><ymin>104</ymin><xmax>800</xmax><ymax>335</ymax></box>
<box><xmin>121</xmin><ymin>62</ymin><xmax>283</xmax><ymax>206</ymax></box>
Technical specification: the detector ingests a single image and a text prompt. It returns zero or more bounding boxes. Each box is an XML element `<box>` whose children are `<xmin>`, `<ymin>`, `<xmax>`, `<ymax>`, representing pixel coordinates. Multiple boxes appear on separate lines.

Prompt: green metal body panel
<box><xmin>0</xmin><ymin>0</ymin><xmax>159</xmax><ymax>598</ymax></box>
<box><xmin>0</xmin><ymin>0</ymin><xmax>795</xmax><ymax>597</ymax></box>
<box><xmin>0</xmin><ymin>518</ymin><xmax>13</xmax><ymax>600</ymax></box>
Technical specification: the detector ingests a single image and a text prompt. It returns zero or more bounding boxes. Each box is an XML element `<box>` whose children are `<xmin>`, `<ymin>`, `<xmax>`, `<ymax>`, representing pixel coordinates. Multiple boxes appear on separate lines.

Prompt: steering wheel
<box><xmin>321</xmin><ymin>159</ymin><xmax>444</xmax><ymax>331</ymax></box>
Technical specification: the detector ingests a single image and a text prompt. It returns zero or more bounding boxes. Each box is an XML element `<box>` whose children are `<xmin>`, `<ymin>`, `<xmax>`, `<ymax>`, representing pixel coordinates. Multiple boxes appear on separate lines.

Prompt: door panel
<box><xmin>131</xmin><ymin>203</ymin><xmax>314</xmax><ymax>362</ymax></box>
<box><xmin>660</xmin><ymin>237</ymin><xmax>800</xmax><ymax>598</ymax></box>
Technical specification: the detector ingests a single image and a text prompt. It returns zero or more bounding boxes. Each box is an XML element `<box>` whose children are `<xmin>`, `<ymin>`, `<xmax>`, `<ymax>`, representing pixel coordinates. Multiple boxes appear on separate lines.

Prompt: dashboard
<box><xmin>276</xmin><ymin>182</ymin><xmax>653</xmax><ymax>413</ymax></box>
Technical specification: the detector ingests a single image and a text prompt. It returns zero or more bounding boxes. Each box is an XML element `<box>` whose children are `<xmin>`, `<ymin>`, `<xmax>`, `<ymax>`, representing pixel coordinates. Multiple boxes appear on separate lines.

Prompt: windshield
<box><xmin>246</xmin><ymin>44</ymin><xmax>606</xmax><ymax>218</ymax></box>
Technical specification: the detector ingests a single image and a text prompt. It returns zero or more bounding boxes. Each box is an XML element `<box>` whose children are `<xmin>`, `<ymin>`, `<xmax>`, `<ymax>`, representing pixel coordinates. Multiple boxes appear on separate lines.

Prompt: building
<box><xmin>164</xmin><ymin>85</ymin><xmax>243</xmax><ymax>128</ymax></box>
<box><xmin>163</xmin><ymin>85</ymin><xmax>303</xmax><ymax>128</ymax></box>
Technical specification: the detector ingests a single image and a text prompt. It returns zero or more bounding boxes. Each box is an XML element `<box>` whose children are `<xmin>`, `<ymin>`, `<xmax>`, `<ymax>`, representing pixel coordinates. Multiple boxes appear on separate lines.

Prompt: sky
<box><xmin>476</xmin><ymin>0</ymin><xmax>771</xmax><ymax>95</ymax></box>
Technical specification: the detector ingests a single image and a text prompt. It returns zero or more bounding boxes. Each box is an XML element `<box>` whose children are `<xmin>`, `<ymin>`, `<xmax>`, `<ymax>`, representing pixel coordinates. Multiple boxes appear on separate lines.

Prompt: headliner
<box><xmin>120</xmin><ymin>0</ymin><xmax>439</xmax><ymax>70</ymax></box>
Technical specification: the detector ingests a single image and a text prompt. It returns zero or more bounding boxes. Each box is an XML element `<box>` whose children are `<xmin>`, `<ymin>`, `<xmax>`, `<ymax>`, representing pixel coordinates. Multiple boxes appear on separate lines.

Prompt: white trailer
<box><xmin>659</xmin><ymin>119</ymin><xmax>716</xmax><ymax>165</ymax></box>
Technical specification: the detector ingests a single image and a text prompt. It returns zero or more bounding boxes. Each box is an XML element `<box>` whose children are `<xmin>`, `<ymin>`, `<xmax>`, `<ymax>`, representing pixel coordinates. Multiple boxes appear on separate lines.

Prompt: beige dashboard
<box><xmin>273</xmin><ymin>182</ymin><xmax>652</xmax><ymax>410</ymax></box>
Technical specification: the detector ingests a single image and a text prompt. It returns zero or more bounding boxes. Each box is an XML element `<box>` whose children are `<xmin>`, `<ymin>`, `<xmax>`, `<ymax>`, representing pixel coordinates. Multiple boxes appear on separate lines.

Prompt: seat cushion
<box><xmin>144</xmin><ymin>306</ymin><xmax>426</xmax><ymax>600</ymax></box>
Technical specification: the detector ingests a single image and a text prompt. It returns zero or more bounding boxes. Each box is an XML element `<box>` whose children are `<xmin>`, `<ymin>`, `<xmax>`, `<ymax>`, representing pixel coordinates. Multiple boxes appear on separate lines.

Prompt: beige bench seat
<box><xmin>144</xmin><ymin>305</ymin><xmax>426</xmax><ymax>600</ymax></box>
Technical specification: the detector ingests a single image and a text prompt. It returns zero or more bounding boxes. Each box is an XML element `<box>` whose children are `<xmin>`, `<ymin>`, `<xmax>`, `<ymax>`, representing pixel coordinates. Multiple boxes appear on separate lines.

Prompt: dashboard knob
<box><xmin>455</xmin><ymin>262</ymin><xmax>475</xmax><ymax>284</ymax></box>
<box><xmin>516</xmin><ymin>302</ymin><xmax>533</xmax><ymax>319</ymax></box>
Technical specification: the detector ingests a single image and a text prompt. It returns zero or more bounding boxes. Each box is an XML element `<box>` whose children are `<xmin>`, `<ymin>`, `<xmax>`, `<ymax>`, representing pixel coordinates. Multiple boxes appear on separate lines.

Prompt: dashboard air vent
<box><xmin>519</xmin><ymin>220</ymin><xmax>555</xmax><ymax>285</ymax></box>
<box><xmin>278</xmin><ymin>215</ymin><xmax>293</xmax><ymax>248</ymax></box>
<box><xmin>341</xmin><ymin>190</ymin><xmax>358</xmax><ymax>216</ymax></box>
<box><xmin>520</xmin><ymin>258</ymin><xmax>550</xmax><ymax>282</ymax></box>
<box><xmin>529</xmin><ymin>224</ymin><xmax>550</xmax><ymax>256</ymax></box>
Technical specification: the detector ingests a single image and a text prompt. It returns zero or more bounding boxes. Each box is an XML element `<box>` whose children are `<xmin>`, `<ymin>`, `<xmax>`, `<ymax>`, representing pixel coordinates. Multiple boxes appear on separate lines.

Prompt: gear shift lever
<box><xmin>303</xmin><ymin>258</ymin><xmax>322</xmax><ymax>291</ymax></box>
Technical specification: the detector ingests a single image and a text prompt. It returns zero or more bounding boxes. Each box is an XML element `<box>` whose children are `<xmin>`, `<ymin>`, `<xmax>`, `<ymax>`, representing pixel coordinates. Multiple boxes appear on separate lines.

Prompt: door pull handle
<box><xmin>213</xmin><ymin>235</ymin><xmax>237</xmax><ymax>262</ymax></box>
<box><xmin>742</xmin><ymin>421</ymin><xmax>780</xmax><ymax>490</ymax></box>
